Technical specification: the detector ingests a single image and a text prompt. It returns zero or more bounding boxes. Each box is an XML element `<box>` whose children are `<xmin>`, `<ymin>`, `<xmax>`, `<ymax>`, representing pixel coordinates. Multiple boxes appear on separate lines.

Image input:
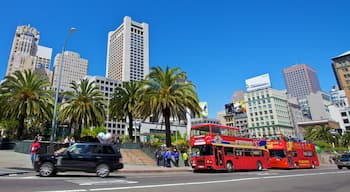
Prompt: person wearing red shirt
<box><xmin>30</xmin><ymin>137</ymin><xmax>40</xmax><ymax>168</ymax></box>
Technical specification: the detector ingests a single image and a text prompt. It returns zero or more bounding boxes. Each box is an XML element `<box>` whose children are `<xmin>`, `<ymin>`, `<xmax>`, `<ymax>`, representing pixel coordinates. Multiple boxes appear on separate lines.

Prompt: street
<box><xmin>0</xmin><ymin>166</ymin><xmax>349</xmax><ymax>192</ymax></box>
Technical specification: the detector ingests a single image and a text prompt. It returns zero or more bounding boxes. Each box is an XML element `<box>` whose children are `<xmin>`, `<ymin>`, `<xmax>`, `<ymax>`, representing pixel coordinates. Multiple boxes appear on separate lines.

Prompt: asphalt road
<box><xmin>0</xmin><ymin>166</ymin><xmax>349</xmax><ymax>192</ymax></box>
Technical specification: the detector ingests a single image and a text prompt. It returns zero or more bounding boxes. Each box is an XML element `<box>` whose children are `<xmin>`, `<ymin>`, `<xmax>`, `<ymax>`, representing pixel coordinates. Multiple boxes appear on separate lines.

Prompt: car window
<box><xmin>69</xmin><ymin>144</ymin><xmax>86</xmax><ymax>154</ymax></box>
<box><xmin>86</xmin><ymin>145</ymin><xmax>102</xmax><ymax>154</ymax></box>
<box><xmin>103</xmin><ymin>146</ymin><xmax>115</xmax><ymax>154</ymax></box>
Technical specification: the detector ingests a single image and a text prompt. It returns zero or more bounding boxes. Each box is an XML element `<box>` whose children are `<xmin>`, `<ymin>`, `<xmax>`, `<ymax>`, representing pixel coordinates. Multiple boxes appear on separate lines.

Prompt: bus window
<box><xmin>270</xmin><ymin>149</ymin><xmax>286</xmax><ymax>158</ymax></box>
<box><xmin>252</xmin><ymin>149</ymin><xmax>263</xmax><ymax>157</ymax></box>
<box><xmin>234</xmin><ymin>148</ymin><xmax>243</xmax><ymax>156</ymax></box>
<box><xmin>224</xmin><ymin>147</ymin><xmax>234</xmax><ymax>156</ymax></box>
<box><xmin>212</xmin><ymin>126</ymin><xmax>221</xmax><ymax>135</ymax></box>
<box><xmin>303</xmin><ymin>151</ymin><xmax>314</xmax><ymax>157</ymax></box>
<box><xmin>192</xmin><ymin>145</ymin><xmax>213</xmax><ymax>156</ymax></box>
<box><xmin>244</xmin><ymin>149</ymin><xmax>252</xmax><ymax>156</ymax></box>
<box><xmin>221</xmin><ymin>128</ymin><xmax>228</xmax><ymax>136</ymax></box>
<box><xmin>292</xmin><ymin>151</ymin><xmax>298</xmax><ymax>157</ymax></box>
<box><xmin>191</xmin><ymin>126</ymin><xmax>210</xmax><ymax>136</ymax></box>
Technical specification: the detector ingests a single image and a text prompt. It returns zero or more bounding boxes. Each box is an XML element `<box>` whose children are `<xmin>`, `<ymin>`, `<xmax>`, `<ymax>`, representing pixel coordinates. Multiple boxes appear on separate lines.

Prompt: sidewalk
<box><xmin>0</xmin><ymin>150</ymin><xmax>192</xmax><ymax>176</ymax></box>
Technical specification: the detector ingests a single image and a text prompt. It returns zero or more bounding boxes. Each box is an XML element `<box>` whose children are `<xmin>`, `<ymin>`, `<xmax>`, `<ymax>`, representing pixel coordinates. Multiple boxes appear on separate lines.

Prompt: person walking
<box><xmin>164</xmin><ymin>149</ymin><xmax>172</xmax><ymax>167</ymax></box>
<box><xmin>183</xmin><ymin>151</ymin><xmax>189</xmax><ymax>167</ymax></box>
<box><xmin>30</xmin><ymin>137</ymin><xmax>41</xmax><ymax>168</ymax></box>
<box><xmin>173</xmin><ymin>149</ymin><xmax>179</xmax><ymax>167</ymax></box>
<box><xmin>155</xmin><ymin>148</ymin><xmax>163</xmax><ymax>166</ymax></box>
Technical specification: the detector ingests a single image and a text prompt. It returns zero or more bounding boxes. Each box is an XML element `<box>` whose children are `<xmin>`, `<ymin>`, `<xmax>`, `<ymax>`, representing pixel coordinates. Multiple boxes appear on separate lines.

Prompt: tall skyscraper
<box><xmin>106</xmin><ymin>16</ymin><xmax>149</xmax><ymax>81</ymax></box>
<box><xmin>33</xmin><ymin>45</ymin><xmax>52</xmax><ymax>80</ymax></box>
<box><xmin>52</xmin><ymin>51</ymin><xmax>88</xmax><ymax>92</ymax></box>
<box><xmin>332</xmin><ymin>51</ymin><xmax>350</xmax><ymax>106</ymax></box>
<box><xmin>283</xmin><ymin>64</ymin><xmax>321</xmax><ymax>99</ymax></box>
<box><xmin>6</xmin><ymin>25</ymin><xmax>40</xmax><ymax>76</ymax></box>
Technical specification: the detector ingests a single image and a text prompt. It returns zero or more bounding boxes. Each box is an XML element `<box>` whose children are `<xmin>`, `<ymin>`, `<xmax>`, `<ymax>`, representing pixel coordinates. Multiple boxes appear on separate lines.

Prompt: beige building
<box><xmin>332</xmin><ymin>51</ymin><xmax>350</xmax><ymax>106</ymax></box>
<box><xmin>6</xmin><ymin>25</ymin><xmax>39</xmax><ymax>76</ymax></box>
<box><xmin>52</xmin><ymin>51</ymin><xmax>88</xmax><ymax>92</ymax></box>
<box><xmin>106</xmin><ymin>16</ymin><xmax>149</xmax><ymax>81</ymax></box>
<box><xmin>245</xmin><ymin>88</ymin><xmax>295</xmax><ymax>138</ymax></box>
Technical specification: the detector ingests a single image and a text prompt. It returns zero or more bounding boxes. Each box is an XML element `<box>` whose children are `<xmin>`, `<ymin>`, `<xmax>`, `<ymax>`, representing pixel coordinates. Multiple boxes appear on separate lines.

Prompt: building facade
<box><xmin>245</xmin><ymin>88</ymin><xmax>295</xmax><ymax>138</ymax></box>
<box><xmin>6</xmin><ymin>25</ymin><xmax>40</xmax><ymax>76</ymax></box>
<box><xmin>52</xmin><ymin>51</ymin><xmax>88</xmax><ymax>92</ymax></box>
<box><xmin>85</xmin><ymin>76</ymin><xmax>126</xmax><ymax>135</ymax></box>
<box><xmin>283</xmin><ymin>64</ymin><xmax>321</xmax><ymax>99</ymax></box>
<box><xmin>332</xmin><ymin>51</ymin><xmax>350</xmax><ymax>106</ymax></box>
<box><xmin>106</xmin><ymin>16</ymin><xmax>149</xmax><ymax>81</ymax></box>
<box><xmin>33</xmin><ymin>45</ymin><xmax>52</xmax><ymax>80</ymax></box>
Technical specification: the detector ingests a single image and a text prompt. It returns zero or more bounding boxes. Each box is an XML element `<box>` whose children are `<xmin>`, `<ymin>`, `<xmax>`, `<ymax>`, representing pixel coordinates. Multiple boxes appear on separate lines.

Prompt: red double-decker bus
<box><xmin>190</xmin><ymin>124</ymin><xmax>270</xmax><ymax>172</ymax></box>
<box><xmin>266</xmin><ymin>135</ymin><xmax>319</xmax><ymax>169</ymax></box>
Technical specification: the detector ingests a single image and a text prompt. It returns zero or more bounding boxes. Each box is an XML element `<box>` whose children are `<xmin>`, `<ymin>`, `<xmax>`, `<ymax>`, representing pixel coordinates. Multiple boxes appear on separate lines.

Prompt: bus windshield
<box><xmin>269</xmin><ymin>149</ymin><xmax>286</xmax><ymax>158</ymax></box>
<box><xmin>191</xmin><ymin>145</ymin><xmax>213</xmax><ymax>156</ymax></box>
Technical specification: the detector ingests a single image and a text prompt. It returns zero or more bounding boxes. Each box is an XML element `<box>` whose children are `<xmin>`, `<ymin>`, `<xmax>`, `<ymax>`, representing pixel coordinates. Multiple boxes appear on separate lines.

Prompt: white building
<box><xmin>33</xmin><ymin>45</ymin><xmax>52</xmax><ymax>79</ymax></box>
<box><xmin>245</xmin><ymin>88</ymin><xmax>295</xmax><ymax>138</ymax></box>
<box><xmin>106</xmin><ymin>16</ymin><xmax>149</xmax><ymax>81</ymax></box>
<box><xmin>307</xmin><ymin>91</ymin><xmax>331</xmax><ymax>121</ymax></box>
<box><xmin>52</xmin><ymin>51</ymin><xmax>88</xmax><ymax>92</ymax></box>
<box><xmin>85</xmin><ymin>76</ymin><xmax>126</xmax><ymax>135</ymax></box>
<box><xmin>6</xmin><ymin>25</ymin><xmax>39</xmax><ymax>76</ymax></box>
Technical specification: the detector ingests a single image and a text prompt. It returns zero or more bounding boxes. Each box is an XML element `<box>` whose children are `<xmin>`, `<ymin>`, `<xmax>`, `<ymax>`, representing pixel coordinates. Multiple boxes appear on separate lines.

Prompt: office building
<box><xmin>106</xmin><ymin>16</ymin><xmax>149</xmax><ymax>81</ymax></box>
<box><xmin>85</xmin><ymin>76</ymin><xmax>126</xmax><ymax>135</ymax></box>
<box><xmin>6</xmin><ymin>25</ymin><xmax>39</xmax><ymax>76</ymax></box>
<box><xmin>332</xmin><ymin>51</ymin><xmax>350</xmax><ymax>106</ymax></box>
<box><xmin>52</xmin><ymin>51</ymin><xmax>88</xmax><ymax>92</ymax></box>
<box><xmin>245</xmin><ymin>88</ymin><xmax>295</xmax><ymax>138</ymax></box>
<box><xmin>283</xmin><ymin>64</ymin><xmax>321</xmax><ymax>99</ymax></box>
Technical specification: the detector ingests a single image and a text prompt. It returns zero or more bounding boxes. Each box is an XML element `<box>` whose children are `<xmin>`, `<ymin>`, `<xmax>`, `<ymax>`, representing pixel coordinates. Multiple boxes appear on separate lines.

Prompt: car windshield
<box><xmin>341</xmin><ymin>154</ymin><xmax>350</xmax><ymax>159</ymax></box>
<box><xmin>191</xmin><ymin>145</ymin><xmax>213</xmax><ymax>156</ymax></box>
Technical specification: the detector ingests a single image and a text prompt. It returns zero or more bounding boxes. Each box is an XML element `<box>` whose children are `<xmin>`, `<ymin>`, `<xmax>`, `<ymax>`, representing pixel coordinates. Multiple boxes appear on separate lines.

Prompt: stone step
<box><xmin>120</xmin><ymin>149</ymin><xmax>155</xmax><ymax>166</ymax></box>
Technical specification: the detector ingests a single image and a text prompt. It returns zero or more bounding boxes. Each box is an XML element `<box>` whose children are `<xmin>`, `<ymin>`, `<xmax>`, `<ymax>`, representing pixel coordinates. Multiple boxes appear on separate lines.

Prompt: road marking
<box><xmin>68</xmin><ymin>179</ymin><xmax>138</xmax><ymax>186</ymax></box>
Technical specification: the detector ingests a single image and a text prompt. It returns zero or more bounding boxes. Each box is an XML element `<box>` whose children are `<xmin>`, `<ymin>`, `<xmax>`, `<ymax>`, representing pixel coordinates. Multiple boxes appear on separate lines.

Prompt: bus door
<box><xmin>214</xmin><ymin>146</ymin><xmax>224</xmax><ymax>169</ymax></box>
<box><xmin>233</xmin><ymin>148</ymin><xmax>244</xmax><ymax>169</ymax></box>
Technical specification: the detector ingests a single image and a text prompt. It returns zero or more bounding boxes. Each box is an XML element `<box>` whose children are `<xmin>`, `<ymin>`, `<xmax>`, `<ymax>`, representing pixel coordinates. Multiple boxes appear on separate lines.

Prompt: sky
<box><xmin>1</xmin><ymin>0</ymin><xmax>349</xmax><ymax>118</ymax></box>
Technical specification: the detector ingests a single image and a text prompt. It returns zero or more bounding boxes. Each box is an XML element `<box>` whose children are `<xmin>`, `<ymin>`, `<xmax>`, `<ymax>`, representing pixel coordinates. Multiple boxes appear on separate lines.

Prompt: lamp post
<box><xmin>50</xmin><ymin>28</ymin><xmax>76</xmax><ymax>144</ymax></box>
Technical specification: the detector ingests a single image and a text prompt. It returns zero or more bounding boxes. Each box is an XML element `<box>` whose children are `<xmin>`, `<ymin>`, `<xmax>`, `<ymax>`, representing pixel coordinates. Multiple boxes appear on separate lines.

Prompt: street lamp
<box><xmin>50</xmin><ymin>28</ymin><xmax>76</xmax><ymax>144</ymax></box>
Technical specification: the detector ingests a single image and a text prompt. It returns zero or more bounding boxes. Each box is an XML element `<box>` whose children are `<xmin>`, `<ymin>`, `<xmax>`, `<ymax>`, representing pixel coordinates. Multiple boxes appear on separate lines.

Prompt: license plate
<box><xmin>198</xmin><ymin>165</ymin><xmax>204</xmax><ymax>168</ymax></box>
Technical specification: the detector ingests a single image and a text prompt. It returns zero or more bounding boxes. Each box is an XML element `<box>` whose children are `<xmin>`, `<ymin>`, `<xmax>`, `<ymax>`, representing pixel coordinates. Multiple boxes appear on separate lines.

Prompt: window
<box><xmin>224</xmin><ymin>147</ymin><xmax>234</xmax><ymax>156</ymax></box>
<box><xmin>303</xmin><ymin>151</ymin><xmax>314</xmax><ymax>157</ymax></box>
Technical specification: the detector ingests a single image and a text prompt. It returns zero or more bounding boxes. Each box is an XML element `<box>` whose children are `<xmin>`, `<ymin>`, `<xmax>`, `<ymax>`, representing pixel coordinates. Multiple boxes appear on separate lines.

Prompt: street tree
<box><xmin>142</xmin><ymin>66</ymin><xmax>201</xmax><ymax>147</ymax></box>
<box><xmin>0</xmin><ymin>70</ymin><xmax>53</xmax><ymax>140</ymax></box>
<box><xmin>58</xmin><ymin>79</ymin><xmax>106</xmax><ymax>140</ymax></box>
<box><xmin>109</xmin><ymin>81</ymin><xmax>144</xmax><ymax>141</ymax></box>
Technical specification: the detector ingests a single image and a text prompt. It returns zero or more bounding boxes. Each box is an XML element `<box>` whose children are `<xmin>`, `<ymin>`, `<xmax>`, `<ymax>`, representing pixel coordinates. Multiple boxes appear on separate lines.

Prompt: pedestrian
<box><xmin>165</xmin><ymin>149</ymin><xmax>172</xmax><ymax>167</ymax></box>
<box><xmin>173</xmin><ymin>149</ymin><xmax>179</xmax><ymax>167</ymax></box>
<box><xmin>183</xmin><ymin>151</ymin><xmax>189</xmax><ymax>167</ymax></box>
<box><xmin>70</xmin><ymin>137</ymin><xmax>75</xmax><ymax>146</ymax></box>
<box><xmin>30</xmin><ymin>137</ymin><xmax>41</xmax><ymax>168</ymax></box>
<box><xmin>155</xmin><ymin>148</ymin><xmax>163</xmax><ymax>166</ymax></box>
<box><xmin>64</xmin><ymin>136</ymin><xmax>70</xmax><ymax>147</ymax></box>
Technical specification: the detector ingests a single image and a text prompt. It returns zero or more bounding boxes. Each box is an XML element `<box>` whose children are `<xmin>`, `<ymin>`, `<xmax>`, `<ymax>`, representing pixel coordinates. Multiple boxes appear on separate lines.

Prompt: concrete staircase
<box><xmin>120</xmin><ymin>149</ymin><xmax>156</xmax><ymax>166</ymax></box>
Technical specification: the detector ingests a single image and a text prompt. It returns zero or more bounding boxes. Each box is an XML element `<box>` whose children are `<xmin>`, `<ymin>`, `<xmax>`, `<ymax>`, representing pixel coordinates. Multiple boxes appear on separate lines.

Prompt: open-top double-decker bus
<box><xmin>190</xmin><ymin>124</ymin><xmax>270</xmax><ymax>172</ymax></box>
<box><xmin>266</xmin><ymin>135</ymin><xmax>319</xmax><ymax>169</ymax></box>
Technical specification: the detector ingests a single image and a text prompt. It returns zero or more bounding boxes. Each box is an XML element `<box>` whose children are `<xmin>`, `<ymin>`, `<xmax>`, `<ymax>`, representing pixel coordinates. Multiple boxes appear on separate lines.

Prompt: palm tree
<box><xmin>304</xmin><ymin>125</ymin><xmax>334</xmax><ymax>144</ymax></box>
<box><xmin>0</xmin><ymin>70</ymin><xmax>53</xmax><ymax>140</ymax></box>
<box><xmin>109</xmin><ymin>81</ymin><xmax>144</xmax><ymax>141</ymax></box>
<box><xmin>142</xmin><ymin>66</ymin><xmax>202</xmax><ymax>147</ymax></box>
<box><xmin>340</xmin><ymin>132</ymin><xmax>350</xmax><ymax>148</ymax></box>
<box><xmin>58</xmin><ymin>79</ymin><xmax>106</xmax><ymax>140</ymax></box>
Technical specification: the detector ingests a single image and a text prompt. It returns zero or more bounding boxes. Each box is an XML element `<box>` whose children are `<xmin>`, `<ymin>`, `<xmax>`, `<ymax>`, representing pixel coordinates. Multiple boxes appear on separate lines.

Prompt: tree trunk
<box><xmin>163</xmin><ymin>108</ymin><xmax>171</xmax><ymax>148</ymax></box>
<box><xmin>128</xmin><ymin>113</ymin><xmax>134</xmax><ymax>141</ymax></box>
<box><xmin>17</xmin><ymin>114</ymin><xmax>25</xmax><ymax>140</ymax></box>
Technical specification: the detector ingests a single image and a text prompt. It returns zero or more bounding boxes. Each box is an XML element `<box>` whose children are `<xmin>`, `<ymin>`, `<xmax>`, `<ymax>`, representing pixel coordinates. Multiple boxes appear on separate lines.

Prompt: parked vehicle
<box><xmin>336</xmin><ymin>153</ymin><xmax>350</xmax><ymax>169</ymax></box>
<box><xmin>35</xmin><ymin>142</ymin><xmax>123</xmax><ymax>178</ymax></box>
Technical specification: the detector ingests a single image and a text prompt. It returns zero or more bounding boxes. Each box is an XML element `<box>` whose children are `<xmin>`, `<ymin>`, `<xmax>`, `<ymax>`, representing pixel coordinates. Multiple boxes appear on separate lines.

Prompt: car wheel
<box><xmin>257</xmin><ymin>161</ymin><xmax>263</xmax><ymax>171</ymax></box>
<box><xmin>96</xmin><ymin>164</ymin><xmax>110</xmax><ymax>178</ymax></box>
<box><xmin>337</xmin><ymin>165</ymin><xmax>343</xmax><ymax>170</ymax></box>
<box><xmin>226</xmin><ymin>162</ymin><xmax>234</xmax><ymax>173</ymax></box>
<box><xmin>39</xmin><ymin>162</ymin><xmax>55</xmax><ymax>177</ymax></box>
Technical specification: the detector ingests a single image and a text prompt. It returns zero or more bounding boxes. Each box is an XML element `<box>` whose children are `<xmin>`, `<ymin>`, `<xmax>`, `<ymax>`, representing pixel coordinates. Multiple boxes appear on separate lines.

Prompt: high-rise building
<box><xmin>332</xmin><ymin>51</ymin><xmax>350</xmax><ymax>106</ymax></box>
<box><xmin>33</xmin><ymin>45</ymin><xmax>52</xmax><ymax>80</ymax></box>
<box><xmin>106</xmin><ymin>16</ymin><xmax>149</xmax><ymax>81</ymax></box>
<box><xmin>283</xmin><ymin>64</ymin><xmax>321</xmax><ymax>99</ymax></box>
<box><xmin>6</xmin><ymin>25</ymin><xmax>40</xmax><ymax>76</ymax></box>
<box><xmin>52</xmin><ymin>51</ymin><xmax>88</xmax><ymax>92</ymax></box>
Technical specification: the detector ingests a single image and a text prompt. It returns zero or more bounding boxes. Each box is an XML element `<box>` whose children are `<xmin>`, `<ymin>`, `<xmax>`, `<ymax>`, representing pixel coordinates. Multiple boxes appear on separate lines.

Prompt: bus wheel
<box><xmin>311</xmin><ymin>162</ymin><xmax>315</xmax><ymax>169</ymax></box>
<box><xmin>257</xmin><ymin>161</ymin><xmax>263</xmax><ymax>171</ymax></box>
<box><xmin>294</xmin><ymin>162</ymin><xmax>299</xmax><ymax>169</ymax></box>
<box><xmin>226</xmin><ymin>162</ymin><xmax>234</xmax><ymax>173</ymax></box>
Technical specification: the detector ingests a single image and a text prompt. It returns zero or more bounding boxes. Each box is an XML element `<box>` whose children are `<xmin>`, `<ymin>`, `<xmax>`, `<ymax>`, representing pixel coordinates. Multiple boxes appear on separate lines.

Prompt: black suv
<box><xmin>35</xmin><ymin>142</ymin><xmax>123</xmax><ymax>177</ymax></box>
<box><xmin>336</xmin><ymin>153</ymin><xmax>350</xmax><ymax>169</ymax></box>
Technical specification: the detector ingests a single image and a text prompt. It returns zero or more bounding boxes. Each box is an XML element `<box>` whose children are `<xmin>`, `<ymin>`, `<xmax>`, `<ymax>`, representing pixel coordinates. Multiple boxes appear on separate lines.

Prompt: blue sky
<box><xmin>0</xmin><ymin>0</ymin><xmax>349</xmax><ymax>118</ymax></box>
